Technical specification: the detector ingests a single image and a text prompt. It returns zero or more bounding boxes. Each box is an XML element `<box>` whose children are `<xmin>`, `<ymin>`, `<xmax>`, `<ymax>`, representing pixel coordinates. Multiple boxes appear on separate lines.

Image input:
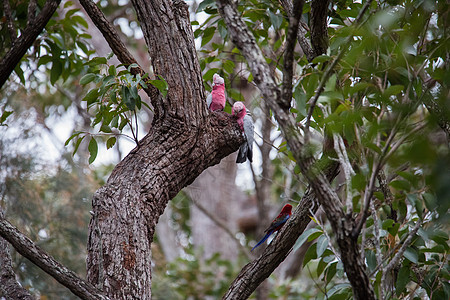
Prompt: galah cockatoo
<box><xmin>206</xmin><ymin>73</ymin><xmax>226</xmax><ymax>111</ymax></box>
<box><xmin>232</xmin><ymin>101</ymin><xmax>254</xmax><ymax>163</ymax></box>
<box><xmin>251</xmin><ymin>204</ymin><xmax>293</xmax><ymax>252</ymax></box>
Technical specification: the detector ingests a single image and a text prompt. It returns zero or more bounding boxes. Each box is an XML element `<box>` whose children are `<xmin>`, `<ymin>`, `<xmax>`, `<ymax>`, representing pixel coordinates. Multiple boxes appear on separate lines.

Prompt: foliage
<box><xmin>166</xmin><ymin>250</ymin><xmax>237</xmax><ymax>299</ymax></box>
<box><xmin>0</xmin><ymin>0</ymin><xmax>449</xmax><ymax>299</ymax></box>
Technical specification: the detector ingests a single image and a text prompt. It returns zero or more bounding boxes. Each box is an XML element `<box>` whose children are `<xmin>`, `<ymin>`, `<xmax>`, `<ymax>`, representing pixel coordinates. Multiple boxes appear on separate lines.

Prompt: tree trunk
<box><xmin>86</xmin><ymin>1</ymin><xmax>244</xmax><ymax>298</ymax></box>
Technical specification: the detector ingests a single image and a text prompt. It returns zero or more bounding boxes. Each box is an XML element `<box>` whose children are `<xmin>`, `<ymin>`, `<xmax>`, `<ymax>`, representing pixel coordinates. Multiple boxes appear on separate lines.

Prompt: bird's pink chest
<box><xmin>210</xmin><ymin>85</ymin><xmax>225</xmax><ymax>111</ymax></box>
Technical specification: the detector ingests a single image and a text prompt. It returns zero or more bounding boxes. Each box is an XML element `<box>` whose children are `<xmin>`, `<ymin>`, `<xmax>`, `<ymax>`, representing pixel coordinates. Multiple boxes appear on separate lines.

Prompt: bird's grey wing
<box><xmin>206</xmin><ymin>93</ymin><xmax>212</xmax><ymax>109</ymax></box>
<box><xmin>243</xmin><ymin>114</ymin><xmax>254</xmax><ymax>161</ymax></box>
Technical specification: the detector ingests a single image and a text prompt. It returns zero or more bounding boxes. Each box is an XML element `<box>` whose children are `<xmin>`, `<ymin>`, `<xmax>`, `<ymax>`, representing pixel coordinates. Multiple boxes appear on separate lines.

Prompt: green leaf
<box><xmin>403</xmin><ymin>247</ymin><xmax>418</xmax><ymax>263</ymax></box>
<box><xmin>149</xmin><ymin>75</ymin><xmax>168</xmax><ymax>97</ymax></box>
<box><xmin>83</xmin><ymin>89</ymin><xmax>100</xmax><ymax>106</ymax></box>
<box><xmin>0</xmin><ymin>110</ymin><xmax>13</xmax><ymax>125</ymax></box>
<box><xmin>349</xmin><ymin>82</ymin><xmax>371</xmax><ymax>95</ymax></box>
<box><xmin>312</xmin><ymin>55</ymin><xmax>332</xmax><ymax>64</ymax></box>
<box><xmin>88</xmin><ymin>137</ymin><xmax>98</xmax><ymax>164</ymax></box>
<box><xmin>106</xmin><ymin>137</ymin><xmax>116</xmax><ymax>149</ymax></box>
<box><xmin>100</xmin><ymin>124</ymin><xmax>112</xmax><ymax>133</ymax></box>
<box><xmin>384</xmin><ymin>84</ymin><xmax>404</xmax><ymax>97</ymax></box>
<box><xmin>122</xmin><ymin>86</ymin><xmax>135</xmax><ymax>110</ymax></box>
<box><xmin>366</xmin><ymin>249</ymin><xmax>377</xmax><ymax>271</ymax></box>
<box><xmin>50</xmin><ymin>60</ymin><xmax>63</xmax><ymax>85</ymax></box>
<box><xmin>268</xmin><ymin>10</ymin><xmax>282</xmax><ymax>30</ymax></box>
<box><xmin>65</xmin><ymin>131</ymin><xmax>82</xmax><ymax>146</ymax></box>
<box><xmin>72</xmin><ymin>135</ymin><xmax>85</xmax><ymax>156</ymax></box>
<box><xmin>87</xmin><ymin>56</ymin><xmax>107</xmax><ymax>66</ymax></box>
<box><xmin>201</xmin><ymin>26</ymin><xmax>216</xmax><ymax>47</ymax></box>
<box><xmin>80</xmin><ymin>73</ymin><xmax>97</xmax><ymax>85</ymax></box>
<box><xmin>396</xmin><ymin>265</ymin><xmax>410</xmax><ymax>296</ymax></box>
<box><xmin>108</xmin><ymin>65</ymin><xmax>116</xmax><ymax>76</ymax></box>
<box><xmin>197</xmin><ymin>0</ymin><xmax>215</xmax><ymax>12</ymax></box>
<box><xmin>293</xmin><ymin>228</ymin><xmax>322</xmax><ymax>252</ymax></box>
<box><xmin>316</xmin><ymin>235</ymin><xmax>328</xmax><ymax>257</ymax></box>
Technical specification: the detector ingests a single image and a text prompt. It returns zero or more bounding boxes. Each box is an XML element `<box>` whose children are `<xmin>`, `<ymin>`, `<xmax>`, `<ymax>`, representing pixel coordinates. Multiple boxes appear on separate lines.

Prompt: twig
<box><xmin>370</xmin><ymin>200</ymin><xmax>384</xmax><ymax>299</ymax></box>
<box><xmin>381</xmin><ymin>219</ymin><xmax>423</xmax><ymax>289</ymax></box>
<box><xmin>304</xmin><ymin>0</ymin><xmax>373</xmax><ymax>143</ymax></box>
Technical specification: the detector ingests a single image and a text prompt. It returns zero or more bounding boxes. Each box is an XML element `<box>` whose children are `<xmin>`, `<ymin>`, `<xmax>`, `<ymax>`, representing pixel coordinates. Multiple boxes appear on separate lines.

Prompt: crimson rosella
<box><xmin>206</xmin><ymin>73</ymin><xmax>226</xmax><ymax>111</ymax></box>
<box><xmin>251</xmin><ymin>204</ymin><xmax>293</xmax><ymax>252</ymax></box>
<box><xmin>232</xmin><ymin>101</ymin><xmax>254</xmax><ymax>163</ymax></box>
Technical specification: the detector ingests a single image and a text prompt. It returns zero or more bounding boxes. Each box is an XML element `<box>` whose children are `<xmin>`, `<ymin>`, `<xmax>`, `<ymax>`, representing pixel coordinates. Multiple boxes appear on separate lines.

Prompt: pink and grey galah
<box><xmin>232</xmin><ymin>101</ymin><xmax>254</xmax><ymax>163</ymax></box>
<box><xmin>206</xmin><ymin>73</ymin><xmax>226</xmax><ymax>111</ymax></box>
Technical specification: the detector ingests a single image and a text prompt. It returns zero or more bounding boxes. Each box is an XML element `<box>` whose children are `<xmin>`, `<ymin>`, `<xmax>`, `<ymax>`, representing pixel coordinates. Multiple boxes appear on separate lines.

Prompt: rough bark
<box><xmin>310</xmin><ymin>0</ymin><xmax>330</xmax><ymax>57</ymax></box>
<box><xmin>0</xmin><ymin>215</ymin><xmax>107</xmax><ymax>300</ymax></box>
<box><xmin>217</xmin><ymin>0</ymin><xmax>375</xmax><ymax>299</ymax></box>
<box><xmin>0</xmin><ymin>210</ymin><xmax>34</xmax><ymax>300</ymax></box>
<box><xmin>0</xmin><ymin>0</ymin><xmax>61</xmax><ymax>88</ymax></box>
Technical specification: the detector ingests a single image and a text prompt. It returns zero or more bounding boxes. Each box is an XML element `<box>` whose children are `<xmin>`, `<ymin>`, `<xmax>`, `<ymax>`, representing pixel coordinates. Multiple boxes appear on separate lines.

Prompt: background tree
<box><xmin>1</xmin><ymin>0</ymin><xmax>449</xmax><ymax>300</ymax></box>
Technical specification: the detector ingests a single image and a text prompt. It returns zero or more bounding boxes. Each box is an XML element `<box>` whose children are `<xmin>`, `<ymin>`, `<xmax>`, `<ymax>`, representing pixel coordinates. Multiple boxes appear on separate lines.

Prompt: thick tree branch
<box><xmin>0</xmin><ymin>0</ymin><xmax>61</xmax><ymax>88</ymax></box>
<box><xmin>0</xmin><ymin>210</ymin><xmax>34</xmax><ymax>300</ymax></box>
<box><xmin>280</xmin><ymin>0</ymin><xmax>315</xmax><ymax>62</ymax></box>
<box><xmin>0</xmin><ymin>215</ymin><xmax>108</xmax><ymax>300</ymax></box>
<box><xmin>310</xmin><ymin>0</ymin><xmax>330</xmax><ymax>56</ymax></box>
<box><xmin>281</xmin><ymin>0</ymin><xmax>305</xmax><ymax>109</ymax></box>
<box><xmin>78</xmin><ymin>0</ymin><xmax>159</xmax><ymax>109</ymax></box>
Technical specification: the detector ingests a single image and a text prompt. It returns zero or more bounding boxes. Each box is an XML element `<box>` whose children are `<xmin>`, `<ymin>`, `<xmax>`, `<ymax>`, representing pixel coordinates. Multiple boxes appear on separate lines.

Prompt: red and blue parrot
<box><xmin>251</xmin><ymin>204</ymin><xmax>293</xmax><ymax>252</ymax></box>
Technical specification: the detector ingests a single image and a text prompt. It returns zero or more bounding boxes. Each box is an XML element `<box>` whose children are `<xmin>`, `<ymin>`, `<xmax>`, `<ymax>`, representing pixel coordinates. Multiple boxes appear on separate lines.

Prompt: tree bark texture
<box><xmin>310</xmin><ymin>0</ymin><xmax>330</xmax><ymax>56</ymax></box>
<box><xmin>86</xmin><ymin>1</ymin><xmax>244</xmax><ymax>299</ymax></box>
<box><xmin>0</xmin><ymin>210</ymin><xmax>34</xmax><ymax>300</ymax></box>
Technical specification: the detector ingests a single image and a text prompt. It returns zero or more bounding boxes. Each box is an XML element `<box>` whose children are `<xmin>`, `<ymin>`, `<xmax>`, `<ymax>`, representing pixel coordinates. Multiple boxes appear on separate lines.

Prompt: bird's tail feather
<box><xmin>251</xmin><ymin>231</ymin><xmax>273</xmax><ymax>252</ymax></box>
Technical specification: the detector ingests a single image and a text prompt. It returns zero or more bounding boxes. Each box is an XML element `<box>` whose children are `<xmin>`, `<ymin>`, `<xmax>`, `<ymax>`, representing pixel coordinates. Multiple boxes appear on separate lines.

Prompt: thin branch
<box><xmin>353</xmin><ymin>116</ymin><xmax>400</xmax><ymax>238</ymax></box>
<box><xmin>190</xmin><ymin>198</ymin><xmax>252</xmax><ymax>260</ymax></box>
<box><xmin>280</xmin><ymin>0</ymin><xmax>305</xmax><ymax>108</ymax></box>
<box><xmin>382</xmin><ymin>219</ymin><xmax>422</xmax><ymax>287</ymax></box>
<box><xmin>370</xmin><ymin>200</ymin><xmax>384</xmax><ymax>299</ymax></box>
<box><xmin>0</xmin><ymin>0</ymin><xmax>61</xmax><ymax>88</ymax></box>
<box><xmin>304</xmin><ymin>0</ymin><xmax>373</xmax><ymax>143</ymax></box>
<box><xmin>0</xmin><ymin>215</ymin><xmax>108</xmax><ymax>300</ymax></box>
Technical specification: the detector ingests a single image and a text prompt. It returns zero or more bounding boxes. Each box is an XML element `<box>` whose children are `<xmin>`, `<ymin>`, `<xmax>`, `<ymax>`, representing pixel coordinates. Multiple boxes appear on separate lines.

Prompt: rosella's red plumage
<box><xmin>251</xmin><ymin>204</ymin><xmax>293</xmax><ymax>252</ymax></box>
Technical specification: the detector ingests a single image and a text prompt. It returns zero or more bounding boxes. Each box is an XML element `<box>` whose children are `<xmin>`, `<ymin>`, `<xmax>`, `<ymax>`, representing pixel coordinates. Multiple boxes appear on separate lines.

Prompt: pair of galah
<box><xmin>206</xmin><ymin>73</ymin><xmax>254</xmax><ymax>163</ymax></box>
